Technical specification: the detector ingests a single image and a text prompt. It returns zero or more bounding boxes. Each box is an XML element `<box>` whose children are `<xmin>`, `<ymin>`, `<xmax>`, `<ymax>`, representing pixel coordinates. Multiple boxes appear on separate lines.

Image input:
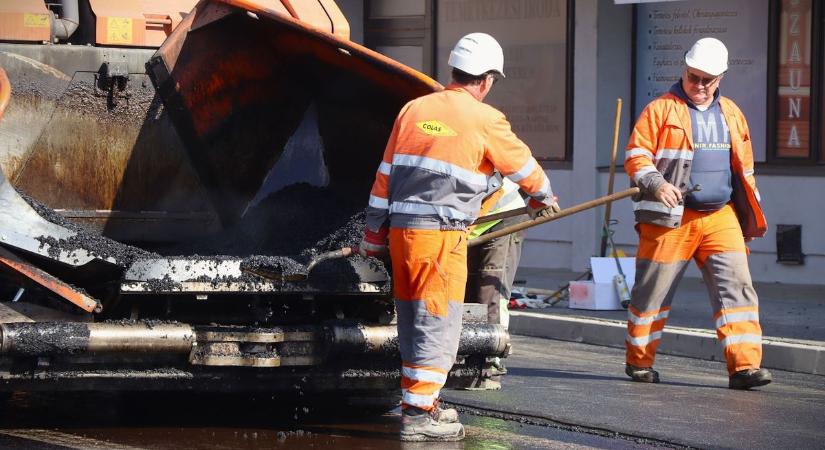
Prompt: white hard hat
<box><xmin>685</xmin><ymin>37</ymin><xmax>728</xmax><ymax>76</ymax></box>
<box><xmin>448</xmin><ymin>33</ymin><xmax>505</xmax><ymax>77</ymax></box>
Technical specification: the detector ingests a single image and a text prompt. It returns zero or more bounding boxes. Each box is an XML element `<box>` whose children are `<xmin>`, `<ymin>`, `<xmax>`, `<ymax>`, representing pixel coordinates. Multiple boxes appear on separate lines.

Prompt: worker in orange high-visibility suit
<box><xmin>359</xmin><ymin>33</ymin><xmax>559</xmax><ymax>442</ymax></box>
<box><xmin>624</xmin><ymin>37</ymin><xmax>772</xmax><ymax>390</ymax></box>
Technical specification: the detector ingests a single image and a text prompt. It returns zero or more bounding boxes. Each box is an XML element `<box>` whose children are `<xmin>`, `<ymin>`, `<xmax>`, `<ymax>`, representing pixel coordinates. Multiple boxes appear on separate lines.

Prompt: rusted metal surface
<box><xmin>148</xmin><ymin>0</ymin><xmax>442</xmax><ymax>226</ymax></box>
<box><xmin>0</xmin><ymin>45</ymin><xmax>220</xmax><ymax>244</ymax></box>
<box><xmin>0</xmin><ymin>247</ymin><xmax>101</xmax><ymax>313</ymax></box>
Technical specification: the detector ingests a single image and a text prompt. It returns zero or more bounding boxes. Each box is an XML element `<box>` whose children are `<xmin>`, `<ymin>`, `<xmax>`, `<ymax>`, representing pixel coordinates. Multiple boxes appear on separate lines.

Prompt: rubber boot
<box><xmin>400</xmin><ymin>408</ymin><xmax>464</xmax><ymax>442</ymax></box>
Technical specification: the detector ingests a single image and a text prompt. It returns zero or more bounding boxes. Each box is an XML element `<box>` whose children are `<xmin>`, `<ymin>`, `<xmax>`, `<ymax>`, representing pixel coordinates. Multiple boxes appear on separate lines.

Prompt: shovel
<box><xmin>469</xmin><ymin>187</ymin><xmax>640</xmax><ymax>248</ymax></box>
<box><xmin>244</xmin><ymin>188</ymin><xmax>641</xmax><ymax>280</ymax></box>
<box><xmin>241</xmin><ymin>247</ymin><xmax>355</xmax><ymax>282</ymax></box>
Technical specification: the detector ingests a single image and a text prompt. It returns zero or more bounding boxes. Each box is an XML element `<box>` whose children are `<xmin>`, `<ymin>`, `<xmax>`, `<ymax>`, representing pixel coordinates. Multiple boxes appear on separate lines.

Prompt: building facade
<box><xmin>338</xmin><ymin>0</ymin><xmax>825</xmax><ymax>285</ymax></box>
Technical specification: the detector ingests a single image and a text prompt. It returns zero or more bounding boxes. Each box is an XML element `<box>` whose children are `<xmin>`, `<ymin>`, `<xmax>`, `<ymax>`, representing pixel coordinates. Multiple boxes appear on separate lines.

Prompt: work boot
<box><xmin>729</xmin><ymin>368</ymin><xmax>773</xmax><ymax>390</ymax></box>
<box><xmin>625</xmin><ymin>364</ymin><xmax>660</xmax><ymax>383</ymax></box>
<box><xmin>431</xmin><ymin>402</ymin><xmax>459</xmax><ymax>423</ymax></box>
<box><xmin>400</xmin><ymin>409</ymin><xmax>465</xmax><ymax>442</ymax></box>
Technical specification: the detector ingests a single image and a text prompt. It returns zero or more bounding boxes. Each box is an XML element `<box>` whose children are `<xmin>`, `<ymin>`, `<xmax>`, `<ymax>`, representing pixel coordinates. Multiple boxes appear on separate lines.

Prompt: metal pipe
<box><xmin>86</xmin><ymin>323</ymin><xmax>195</xmax><ymax>352</ymax></box>
<box><xmin>328</xmin><ymin>323</ymin><xmax>509</xmax><ymax>357</ymax></box>
<box><xmin>328</xmin><ymin>324</ymin><xmax>397</xmax><ymax>354</ymax></box>
<box><xmin>0</xmin><ymin>322</ymin><xmax>195</xmax><ymax>355</ymax></box>
<box><xmin>0</xmin><ymin>322</ymin><xmax>508</xmax><ymax>357</ymax></box>
<box><xmin>51</xmin><ymin>0</ymin><xmax>80</xmax><ymax>41</ymax></box>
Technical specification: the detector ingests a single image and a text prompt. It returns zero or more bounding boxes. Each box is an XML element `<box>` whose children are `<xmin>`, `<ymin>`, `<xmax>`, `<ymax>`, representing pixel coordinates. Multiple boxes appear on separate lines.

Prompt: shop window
<box><xmin>436</xmin><ymin>0</ymin><xmax>571</xmax><ymax>162</ymax></box>
<box><xmin>364</xmin><ymin>0</ymin><xmax>572</xmax><ymax>163</ymax></box>
<box><xmin>363</xmin><ymin>0</ymin><xmax>433</xmax><ymax>74</ymax></box>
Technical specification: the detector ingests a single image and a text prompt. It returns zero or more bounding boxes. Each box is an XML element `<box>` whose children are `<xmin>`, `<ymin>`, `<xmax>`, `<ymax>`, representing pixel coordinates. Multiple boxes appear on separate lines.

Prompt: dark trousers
<box><xmin>465</xmin><ymin>216</ymin><xmax>524</xmax><ymax>325</ymax></box>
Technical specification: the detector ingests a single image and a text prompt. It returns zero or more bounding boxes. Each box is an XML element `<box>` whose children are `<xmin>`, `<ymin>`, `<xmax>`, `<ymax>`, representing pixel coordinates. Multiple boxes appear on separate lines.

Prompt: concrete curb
<box><xmin>509</xmin><ymin>311</ymin><xmax>825</xmax><ymax>375</ymax></box>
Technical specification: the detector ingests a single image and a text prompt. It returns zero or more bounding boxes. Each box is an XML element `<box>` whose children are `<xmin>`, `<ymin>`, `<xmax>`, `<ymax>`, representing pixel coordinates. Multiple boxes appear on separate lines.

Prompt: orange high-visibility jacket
<box><xmin>366</xmin><ymin>85</ymin><xmax>554</xmax><ymax>232</ymax></box>
<box><xmin>625</xmin><ymin>93</ymin><xmax>767</xmax><ymax>238</ymax></box>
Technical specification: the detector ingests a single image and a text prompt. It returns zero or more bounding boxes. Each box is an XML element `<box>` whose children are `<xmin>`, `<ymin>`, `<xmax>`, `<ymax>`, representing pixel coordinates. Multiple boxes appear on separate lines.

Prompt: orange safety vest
<box><xmin>366</xmin><ymin>84</ymin><xmax>553</xmax><ymax>232</ymax></box>
<box><xmin>625</xmin><ymin>93</ymin><xmax>767</xmax><ymax>238</ymax></box>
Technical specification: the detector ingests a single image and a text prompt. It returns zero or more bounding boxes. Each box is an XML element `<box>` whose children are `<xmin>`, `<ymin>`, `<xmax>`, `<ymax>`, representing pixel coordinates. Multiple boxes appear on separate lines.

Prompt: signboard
<box><xmin>776</xmin><ymin>0</ymin><xmax>811</xmax><ymax>158</ymax></box>
<box><xmin>635</xmin><ymin>0</ymin><xmax>769</xmax><ymax>161</ymax></box>
<box><xmin>436</xmin><ymin>0</ymin><xmax>568</xmax><ymax>161</ymax></box>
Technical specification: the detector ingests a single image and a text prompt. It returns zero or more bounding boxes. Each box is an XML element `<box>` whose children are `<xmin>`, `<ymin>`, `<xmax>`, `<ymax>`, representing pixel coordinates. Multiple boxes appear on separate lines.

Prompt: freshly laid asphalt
<box><xmin>507</xmin><ymin>268</ymin><xmax>825</xmax><ymax>375</ymax></box>
<box><xmin>444</xmin><ymin>335</ymin><xmax>825</xmax><ymax>450</ymax></box>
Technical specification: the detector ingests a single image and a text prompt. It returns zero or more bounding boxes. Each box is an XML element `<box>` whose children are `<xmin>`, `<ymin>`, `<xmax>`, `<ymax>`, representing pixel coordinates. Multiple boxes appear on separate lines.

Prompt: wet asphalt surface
<box><xmin>0</xmin><ymin>391</ymin><xmax>666</xmax><ymax>450</ymax></box>
<box><xmin>0</xmin><ymin>339</ymin><xmax>819</xmax><ymax>449</ymax></box>
<box><xmin>0</xmin><ymin>339</ymin><xmax>691</xmax><ymax>450</ymax></box>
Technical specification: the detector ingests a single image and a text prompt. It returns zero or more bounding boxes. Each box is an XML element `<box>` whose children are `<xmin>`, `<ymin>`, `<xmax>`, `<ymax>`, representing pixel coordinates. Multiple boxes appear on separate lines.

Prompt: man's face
<box><xmin>681</xmin><ymin>67</ymin><xmax>722</xmax><ymax>106</ymax></box>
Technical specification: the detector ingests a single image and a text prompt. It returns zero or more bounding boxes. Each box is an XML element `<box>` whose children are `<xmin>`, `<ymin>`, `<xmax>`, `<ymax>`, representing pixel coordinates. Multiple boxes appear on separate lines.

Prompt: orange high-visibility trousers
<box><xmin>390</xmin><ymin>228</ymin><xmax>467</xmax><ymax>411</ymax></box>
<box><xmin>627</xmin><ymin>204</ymin><xmax>762</xmax><ymax>375</ymax></box>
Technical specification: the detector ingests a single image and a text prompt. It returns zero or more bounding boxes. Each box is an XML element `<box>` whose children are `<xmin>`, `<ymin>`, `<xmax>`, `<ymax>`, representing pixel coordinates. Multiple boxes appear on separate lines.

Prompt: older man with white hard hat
<box><xmin>623</xmin><ymin>37</ymin><xmax>772</xmax><ymax>390</ymax></box>
<box><xmin>359</xmin><ymin>32</ymin><xmax>558</xmax><ymax>441</ymax></box>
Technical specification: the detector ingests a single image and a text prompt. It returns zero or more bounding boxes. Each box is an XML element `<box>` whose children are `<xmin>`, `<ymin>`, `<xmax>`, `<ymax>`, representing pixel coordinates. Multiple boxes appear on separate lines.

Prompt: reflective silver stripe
<box><xmin>402</xmin><ymin>389</ymin><xmax>438</xmax><ymax>408</ymax></box>
<box><xmin>628</xmin><ymin>309</ymin><xmax>670</xmax><ymax>326</ymax></box>
<box><xmin>632</xmin><ymin>165</ymin><xmax>659</xmax><ymax>183</ymax></box>
<box><xmin>721</xmin><ymin>334</ymin><xmax>762</xmax><ymax>347</ymax></box>
<box><xmin>626</xmin><ymin>331</ymin><xmax>662</xmax><ymax>347</ymax></box>
<box><xmin>393</xmin><ymin>154</ymin><xmax>487</xmax><ymax>186</ymax></box>
<box><xmin>655</xmin><ymin>149</ymin><xmax>694</xmax><ymax>161</ymax></box>
<box><xmin>743</xmin><ymin>169</ymin><xmax>754</xmax><ymax>177</ymax></box>
<box><xmin>507</xmin><ymin>158</ymin><xmax>537</xmax><ymax>183</ymax></box>
<box><xmin>402</xmin><ymin>366</ymin><xmax>448</xmax><ymax>384</ymax></box>
<box><xmin>525</xmin><ymin>175</ymin><xmax>551</xmax><ymax>200</ymax></box>
<box><xmin>378</xmin><ymin>161</ymin><xmax>392</xmax><ymax>175</ymax></box>
<box><xmin>632</xmin><ymin>200</ymin><xmax>684</xmax><ymax>215</ymax></box>
<box><xmin>755</xmin><ymin>189</ymin><xmax>761</xmax><ymax>202</ymax></box>
<box><xmin>625</xmin><ymin>148</ymin><xmax>654</xmax><ymax>160</ymax></box>
<box><xmin>390</xmin><ymin>201</ymin><xmax>469</xmax><ymax>221</ymax></box>
<box><xmin>369</xmin><ymin>195</ymin><xmax>388</xmax><ymax>210</ymax></box>
<box><xmin>715</xmin><ymin>311</ymin><xmax>759</xmax><ymax>329</ymax></box>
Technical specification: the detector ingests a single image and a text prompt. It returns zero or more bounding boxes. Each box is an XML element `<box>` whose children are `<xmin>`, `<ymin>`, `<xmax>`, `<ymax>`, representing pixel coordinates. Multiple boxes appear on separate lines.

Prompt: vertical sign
<box><xmin>635</xmin><ymin>0</ymin><xmax>769</xmax><ymax>161</ymax></box>
<box><xmin>436</xmin><ymin>0</ymin><xmax>568</xmax><ymax>161</ymax></box>
<box><xmin>777</xmin><ymin>0</ymin><xmax>811</xmax><ymax>158</ymax></box>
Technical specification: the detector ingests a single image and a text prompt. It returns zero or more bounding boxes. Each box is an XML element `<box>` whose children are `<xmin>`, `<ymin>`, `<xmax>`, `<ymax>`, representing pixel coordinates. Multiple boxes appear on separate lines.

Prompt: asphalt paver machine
<box><xmin>0</xmin><ymin>0</ymin><xmax>508</xmax><ymax>406</ymax></box>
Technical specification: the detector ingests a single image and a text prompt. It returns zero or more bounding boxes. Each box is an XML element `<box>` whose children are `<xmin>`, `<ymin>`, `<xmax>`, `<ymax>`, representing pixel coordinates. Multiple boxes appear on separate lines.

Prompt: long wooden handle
<box><xmin>600</xmin><ymin>98</ymin><xmax>623</xmax><ymax>257</ymax></box>
<box><xmin>469</xmin><ymin>187</ymin><xmax>639</xmax><ymax>247</ymax></box>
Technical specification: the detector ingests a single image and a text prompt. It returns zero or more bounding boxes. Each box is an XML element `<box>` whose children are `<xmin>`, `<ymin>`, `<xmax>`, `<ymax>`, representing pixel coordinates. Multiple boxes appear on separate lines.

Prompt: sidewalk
<box><xmin>508</xmin><ymin>267</ymin><xmax>825</xmax><ymax>375</ymax></box>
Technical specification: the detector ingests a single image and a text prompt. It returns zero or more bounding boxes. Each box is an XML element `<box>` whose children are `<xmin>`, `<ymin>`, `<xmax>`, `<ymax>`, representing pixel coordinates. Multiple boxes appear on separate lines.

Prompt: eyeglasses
<box><xmin>685</xmin><ymin>70</ymin><xmax>721</xmax><ymax>86</ymax></box>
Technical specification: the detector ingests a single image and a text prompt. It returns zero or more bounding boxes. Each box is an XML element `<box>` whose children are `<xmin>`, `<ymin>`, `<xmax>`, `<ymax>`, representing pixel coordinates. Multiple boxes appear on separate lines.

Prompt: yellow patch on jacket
<box><xmin>416</xmin><ymin>120</ymin><xmax>457</xmax><ymax>137</ymax></box>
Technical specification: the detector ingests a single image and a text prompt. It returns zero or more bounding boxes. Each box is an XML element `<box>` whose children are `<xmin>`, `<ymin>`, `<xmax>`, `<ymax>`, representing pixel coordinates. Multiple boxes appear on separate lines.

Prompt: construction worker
<box><xmin>624</xmin><ymin>37</ymin><xmax>772</xmax><ymax>390</ymax></box>
<box><xmin>466</xmin><ymin>178</ymin><xmax>525</xmax><ymax>330</ymax></box>
<box><xmin>359</xmin><ymin>32</ymin><xmax>558</xmax><ymax>441</ymax></box>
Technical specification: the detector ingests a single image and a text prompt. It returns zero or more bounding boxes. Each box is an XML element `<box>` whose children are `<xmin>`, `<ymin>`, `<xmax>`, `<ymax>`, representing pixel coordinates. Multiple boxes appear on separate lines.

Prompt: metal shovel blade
<box><xmin>240</xmin><ymin>256</ymin><xmax>309</xmax><ymax>282</ymax></box>
<box><xmin>241</xmin><ymin>247</ymin><xmax>355</xmax><ymax>282</ymax></box>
